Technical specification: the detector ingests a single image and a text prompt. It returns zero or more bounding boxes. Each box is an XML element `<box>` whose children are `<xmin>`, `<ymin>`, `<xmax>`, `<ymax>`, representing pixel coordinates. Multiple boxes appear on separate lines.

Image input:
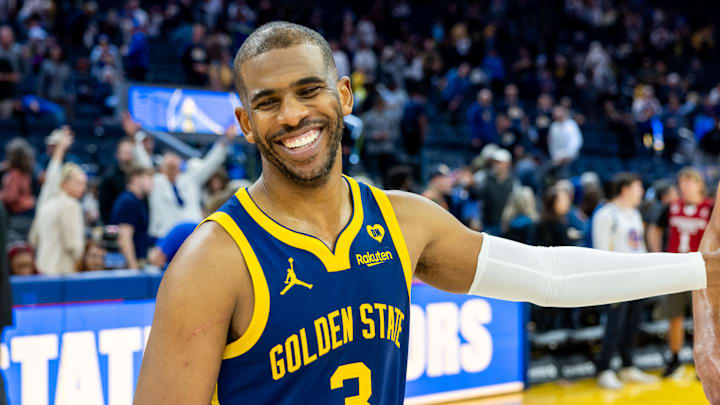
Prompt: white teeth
<box><xmin>281</xmin><ymin>129</ymin><xmax>320</xmax><ymax>149</ymax></box>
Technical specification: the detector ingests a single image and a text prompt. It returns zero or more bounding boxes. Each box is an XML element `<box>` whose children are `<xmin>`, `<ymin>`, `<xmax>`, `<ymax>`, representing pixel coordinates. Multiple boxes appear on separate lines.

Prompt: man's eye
<box><xmin>300</xmin><ymin>87</ymin><xmax>321</xmax><ymax>96</ymax></box>
<box><xmin>257</xmin><ymin>99</ymin><xmax>278</xmax><ymax>108</ymax></box>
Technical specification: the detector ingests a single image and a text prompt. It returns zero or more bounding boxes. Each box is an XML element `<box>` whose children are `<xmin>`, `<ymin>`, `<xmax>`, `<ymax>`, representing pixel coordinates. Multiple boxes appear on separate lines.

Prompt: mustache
<box><xmin>268</xmin><ymin>118</ymin><xmax>328</xmax><ymax>142</ymax></box>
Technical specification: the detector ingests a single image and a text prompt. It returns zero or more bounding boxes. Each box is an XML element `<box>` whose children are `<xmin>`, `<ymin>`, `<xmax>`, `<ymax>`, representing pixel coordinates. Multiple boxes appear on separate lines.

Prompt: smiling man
<box><xmin>134</xmin><ymin>22</ymin><xmax>720</xmax><ymax>405</ymax></box>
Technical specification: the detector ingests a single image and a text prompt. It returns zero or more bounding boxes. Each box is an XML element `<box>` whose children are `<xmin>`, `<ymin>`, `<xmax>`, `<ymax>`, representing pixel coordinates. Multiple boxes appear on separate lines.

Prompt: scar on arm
<box><xmin>190</xmin><ymin>318</ymin><xmax>231</xmax><ymax>337</ymax></box>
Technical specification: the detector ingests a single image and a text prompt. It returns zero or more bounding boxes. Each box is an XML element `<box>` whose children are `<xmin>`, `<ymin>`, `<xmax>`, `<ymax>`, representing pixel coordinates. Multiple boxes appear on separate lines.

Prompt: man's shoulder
<box><xmin>165</xmin><ymin>220</ymin><xmax>248</xmax><ymax>285</ymax></box>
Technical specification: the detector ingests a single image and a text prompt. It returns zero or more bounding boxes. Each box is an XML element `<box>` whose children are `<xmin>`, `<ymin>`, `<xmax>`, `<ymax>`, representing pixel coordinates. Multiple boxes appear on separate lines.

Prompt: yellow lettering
<box><xmin>394</xmin><ymin>308</ymin><xmax>405</xmax><ymax>348</ymax></box>
<box><xmin>328</xmin><ymin>310</ymin><xmax>343</xmax><ymax>350</ymax></box>
<box><xmin>314</xmin><ymin>316</ymin><xmax>331</xmax><ymax>357</ymax></box>
<box><xmin>386</xmin><ymin>305</ymin><xmax>395</xmax><ymax>342</ymax></box>
<box><xmin>360</xmin><ymin>303</ymin><xmax>375</xmax><ymax>339</ymax></box>
<box><xmin>355</xmin><ymin>254</ymin><xmax>363</xmax><ymax>264</ymax></box>
<box><xmin>374</xmin><ymin>303</ymin><xmax>387</xmax><ymax>339</ymax></box>
<box><xmin>341</xmin><ymin>306</ymin><xmax>354</xmax><ymax>344</ymax></box>
<box><xmin>285</xmin><ymin>334</ymin><xmax>301</xmax><ymax>373</ymax></box>
<box><xmin>299</xmin><ymin>328</ymin><xmax>317</xmax><ymax>366</ymax></box>
<box><xmin>269</xmin><ymin>344</ymin><xmax>285</xmax><ymax>380</ymax></box>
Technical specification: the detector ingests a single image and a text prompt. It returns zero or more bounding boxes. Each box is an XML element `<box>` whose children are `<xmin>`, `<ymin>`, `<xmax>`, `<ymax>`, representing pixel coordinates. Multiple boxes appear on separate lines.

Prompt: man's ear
<box><xmin>337</xmin><ymin>76</ymin><xmax>354</xmax><ymax>116</ymax></box>
<box><xmin>235</xmin><ymin>106</ymin><xmax>255</xmax><ymax>144</ymax></box>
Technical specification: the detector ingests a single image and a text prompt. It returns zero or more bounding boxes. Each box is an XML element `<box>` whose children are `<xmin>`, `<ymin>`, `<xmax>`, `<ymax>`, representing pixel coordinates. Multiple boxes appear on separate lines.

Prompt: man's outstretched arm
<box><xmin>389</xmin><ymin>190</ymin><xmax>711</xmax><ymax>307</ymax></box>
<box><xmin>134</xmin><ymin>222</ymin><xmax>250</xmax><ymax>405</ymax></box>
<box><xmin>694</xmin><ymin>186</ymin><xmax>720</xmax><ymax>404</ymax></box>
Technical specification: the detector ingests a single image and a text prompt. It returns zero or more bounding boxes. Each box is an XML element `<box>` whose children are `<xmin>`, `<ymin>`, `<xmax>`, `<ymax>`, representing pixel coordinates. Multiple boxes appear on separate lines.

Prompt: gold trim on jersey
<box><xmin>211</xmin><ymin>384</ymin><xmax>220</xmax><ymax>405</ymax></box>
<box><xmin>368</xmin><ymin>186</ymin><xmax>413</xmax><ymax>299</ymax></box>
<box><xmin>200</xmin><ymin>211</ymin><xmax>271</xmax><ymax>360</ymax></box>
<box><xmin>235</xmin><ymin>176</ymin><xmax>364</xmax><ymax>272</ymax></box>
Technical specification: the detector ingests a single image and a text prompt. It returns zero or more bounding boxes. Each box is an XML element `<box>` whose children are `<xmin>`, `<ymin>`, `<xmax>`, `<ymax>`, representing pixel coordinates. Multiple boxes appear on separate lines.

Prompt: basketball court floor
<box><xmin>449</xmin><ymin>367</ymin><xmax>707</xmax><ymax>405</ymax></box>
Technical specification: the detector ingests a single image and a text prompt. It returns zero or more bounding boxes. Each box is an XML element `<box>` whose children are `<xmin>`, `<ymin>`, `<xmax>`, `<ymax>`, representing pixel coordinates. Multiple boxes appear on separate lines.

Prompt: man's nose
<box><xmin>277</xmin><ymin>95</ymin><xmax>310</xmax><ymax>128</ymax></box>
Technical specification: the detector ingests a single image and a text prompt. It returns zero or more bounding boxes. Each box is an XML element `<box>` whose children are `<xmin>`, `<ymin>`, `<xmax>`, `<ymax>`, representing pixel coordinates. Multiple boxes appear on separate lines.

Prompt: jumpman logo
<box><xmin>280</xmin><ymin>258</ymin><xmax>313</xmax><ymax>295</ymax></box>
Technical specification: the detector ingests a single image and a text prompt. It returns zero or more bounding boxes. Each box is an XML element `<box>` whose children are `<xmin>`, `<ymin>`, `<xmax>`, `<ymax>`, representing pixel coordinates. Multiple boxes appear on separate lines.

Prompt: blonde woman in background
<box><xmin>501</xmin><ymin>186</ymin><xmax>539</xmax><ymax>244</ymax></box>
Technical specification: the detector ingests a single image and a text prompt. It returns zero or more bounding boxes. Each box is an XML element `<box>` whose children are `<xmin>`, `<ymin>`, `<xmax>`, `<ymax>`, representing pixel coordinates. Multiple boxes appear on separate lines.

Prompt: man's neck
<box><xmin>611</xmin><ymin>197</ymin><xmax>635</xmax><ymax>210</ymax></box>
<box><xmin>684</xmin><ymin>195</ymin><xmax>704</xmax><ymax>205</ymax></box>
<box><xmin>248</xmin><ymin>158</ymin><xmax>350</xmax><ymax>248</ymax></box>
<box><xmin>127</xmin><ymin>184</ymin><xmax>144</xmax><ymax>199</ymax></box>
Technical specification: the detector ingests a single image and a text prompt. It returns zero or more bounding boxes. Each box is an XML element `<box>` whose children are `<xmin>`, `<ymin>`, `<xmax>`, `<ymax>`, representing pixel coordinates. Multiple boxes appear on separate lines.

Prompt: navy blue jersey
<box><xmin>202</xmin><ymin>176</ymin><xmax>412</xmax><ymax>405</ymax></box>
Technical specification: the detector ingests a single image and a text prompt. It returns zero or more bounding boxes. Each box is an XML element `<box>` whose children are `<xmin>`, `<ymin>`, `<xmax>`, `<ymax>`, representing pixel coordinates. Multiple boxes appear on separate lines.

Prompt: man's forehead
<box><xmin>241</xmin><ymin>44</ymin><xmax>328</xmax><ymax>92</ymax></box>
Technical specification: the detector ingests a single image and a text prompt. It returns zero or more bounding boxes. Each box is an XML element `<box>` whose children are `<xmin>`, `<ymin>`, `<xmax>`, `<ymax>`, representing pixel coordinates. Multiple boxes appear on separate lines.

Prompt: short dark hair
<box><xmin>233</xmin><ymin>21</ymin><xmax>337</xmax><ymax>104</ymax></box>
<box><xmin>611</xmin><ymin>172</ymin><xmax>641</xmax><ymax>198</ymax></box>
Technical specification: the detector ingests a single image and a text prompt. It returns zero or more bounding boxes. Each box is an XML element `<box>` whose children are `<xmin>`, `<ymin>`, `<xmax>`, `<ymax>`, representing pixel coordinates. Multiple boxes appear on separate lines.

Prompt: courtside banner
<box><xmin>127</xmin><ymin>85</ymin><xmax>242</xmax><ymax>135</ymax></box>
<box><xmin>1</xmin><ymin>300</ymin><xmax>155</xmax><ymax>405</ymax></box>
<box><xmin>0</xmin><ymin>282</ymin><xmax>525</xmax><ymax>404</ymax></box>
<box><xmin>404</xmin><ymin>283</ymin><xmax>526</xmax><ymax>404</ymax></box>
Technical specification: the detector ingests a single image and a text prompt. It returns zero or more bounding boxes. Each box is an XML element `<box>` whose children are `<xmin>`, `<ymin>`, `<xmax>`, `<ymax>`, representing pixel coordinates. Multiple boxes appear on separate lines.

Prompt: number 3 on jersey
<box><xmin>330</xmin><ymin>362</ymin><xmax>372</xmax><ymax>405</ymax></box>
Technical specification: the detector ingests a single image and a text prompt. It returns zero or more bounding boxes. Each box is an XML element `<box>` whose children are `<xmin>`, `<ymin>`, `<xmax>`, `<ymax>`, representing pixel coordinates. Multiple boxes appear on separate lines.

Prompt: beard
<box><xmin>255</xmin><ymin>108</ymin><xmax>344</xmax><ymax>188</ymax></box>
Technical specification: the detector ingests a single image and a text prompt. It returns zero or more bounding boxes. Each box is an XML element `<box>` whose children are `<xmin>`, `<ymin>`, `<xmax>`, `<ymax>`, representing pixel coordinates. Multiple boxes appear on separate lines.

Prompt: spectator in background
<box><xmin>0</xmin><ymin>202</ymin><xmax>11</xmax><ymax>405</ymax></box>
<box><xmin>594</xmin><ymin>173</ymin><xmax>658</xmax><ymax>389</ymax></box>
<box><xmin>501</xmin><ymin>186</ymin><xmax>538</xmax><ymax>244</ymax></box>
<box><xmin>80</xmin><ymin>240</ymin><xmax>107</xmax><ymax>271</ymax></box>
<box><xmin>421</xmin><ymin>164</ymin><xmax>452</xmax><ymax>210</ymax></box>
<box><xmin>90</xmin><ymin>34</ymin><xmax>122</xmax><ymax>75</ymax></box>
<box><xmin>548</xmin><ymin>105</ymin><xmax>583</xmax><ymax>174</ymax></box>
<box><xmin>32</xmin><ymin>127</ymin><xmax>74</xmax><ymax>213</ymax></box>
<box><xmin>472</xmin><ymin>148</ymin><xmax>516</xmax><ymax>235</ymax></box>
<box><xmin>535</xmin><ymin>185</ymin><xmax>571</xmax><ymax>247</ymax></box>
<box><xmin>401</xmin><ymin>81</ymin><xmax>428</xmax><ymax>157</ymax></box>
<box><xmin>182</xmin><ymin>23</ymin><xmax>209</xmax><ymax>87</ymax></box>
<box><xmin>110</xmin><ymin>166</ymin><xmax>154</xmax><ymax>269</ymax></box>
<box><xmin>330</xmin><ymin>40</ymin><xmax>350</xmax><ymax>79</ymax></box>
<box><xmin>361</xmin><ymin>93</ymin><xmax>401</xmax><ymax>182</ymax></box>
<box><xmin>466</xmin><ymin>89</ymin><xmax>498</xmax><ymax>150</ymax></box>
<box><xmin>498</xmin><ymin>83</ymin><xmax>526</xmax><ymax>127</ymax></box>
<box><xmin>137</xmin><ymin>130</ymin><xmax>233</xmax><ymax>239</ymax></box>
<box><xmin>123</xmin><ymin>19</ymin><xmax>149</xmax><ymax>81</ymax></box>
<box><xmin>208</xmin><ymin>49</ymin><xmax>233</xmax><ymax>92</ymax></box>
<box><xmin>30</xmin><ymin>163</ymin><xmax>87</xmax><ymax>275</ymax></box>
<box><xmin>99</xmin><ymin>136</ymin><xmax>135</xmax><ymax>224</ymax></box>
<box><xmin>7</xmin><ymin>241</ymin><xmax>35</xmax><ymax>276</ymax></box>
<box><xmin>0</xmin><ymin>138</ymin><xmax>35</xmax><ymax>215</ymax></box>
<box><xmin>647</xmin><ymin>168</ymin><xmax>713</xmax><ymax>377</ymax></box>
<box><xmin>0</xmin><ymin>26</ymin><xmax>23</xmax><ymax>119</ymax></box>
<box><xmin>556</xmin><ymin>179</ymin><xmax>587</xmax><ymax>244</ymax></box>
<box><xmin>148</xmin><ymin>221</ymin><xmax>197</xmax><ymax>268</ymax></box>
<box><xmin>37</xmin><ymin>44</ymin><xmax>75</xmax><ymax>120</ymax></box>
<box><xmin>532</xmin><ymin>94</ymin><xmax>554</xmax><ymax>155</ymax></box>
<box><xmin>353</xmin><ymin>43</ymin><xmax>377</xmax><ymax>81</ymax></box>
<box><xmin>202</xmin><ymin>168</ymin><xmax>229</xmax><ymax>214</ymax></box>
<box><xmin>35</xmin><ymin>127</ymin><xmax>82</xmax><ymax>181</ymax></box>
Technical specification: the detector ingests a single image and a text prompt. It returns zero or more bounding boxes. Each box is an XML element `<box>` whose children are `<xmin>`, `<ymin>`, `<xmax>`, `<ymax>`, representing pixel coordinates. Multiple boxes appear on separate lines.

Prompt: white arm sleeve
<box><xmin>468</xmin><ymin>234</ymin><xmax>706</xmax><ymax>307</ymax></box>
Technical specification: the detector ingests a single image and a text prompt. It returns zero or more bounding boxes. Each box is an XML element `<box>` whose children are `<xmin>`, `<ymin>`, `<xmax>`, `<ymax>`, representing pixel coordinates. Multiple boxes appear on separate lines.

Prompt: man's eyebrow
<box><xmin>292</xmin><ymin>76</ymin><xmax>326</xmax><ymax>87</ymax></box>
<box><xmin>250</xmin><ymin>88</ymin><xmax>276</xmax><ymax>105</ymax></box>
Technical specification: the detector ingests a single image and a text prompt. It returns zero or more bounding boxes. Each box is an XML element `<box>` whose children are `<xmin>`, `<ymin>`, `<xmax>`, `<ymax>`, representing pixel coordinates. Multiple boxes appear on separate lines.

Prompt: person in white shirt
<box><xmin>30</xmin><ymin>163</ymin><xmax>87</xmax><ymax>275</ymax></box>
<box><xmin>136</xmin><ymin>130</ymin><xmax>236</xmax><ymax>239</ymax></box>
<box><xmin>548</xmin><ymin>105</ymin><xmax>583</xmax><ymax>165</ymax></box>
<box><xmin>593</xmin><ymin>172</ymin><xmax>659</xmax><ymax>389</ymax></box>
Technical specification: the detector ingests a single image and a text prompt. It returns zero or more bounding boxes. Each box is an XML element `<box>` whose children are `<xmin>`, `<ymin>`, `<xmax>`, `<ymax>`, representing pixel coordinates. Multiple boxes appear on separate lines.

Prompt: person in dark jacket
<box><xmin>99</xmin><ymin>137</ymin><xmax>135</xmax><ymax>224</ymax></box>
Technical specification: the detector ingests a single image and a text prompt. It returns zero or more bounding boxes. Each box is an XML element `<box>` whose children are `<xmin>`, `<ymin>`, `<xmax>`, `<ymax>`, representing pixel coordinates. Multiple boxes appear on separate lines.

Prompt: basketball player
<box><xmin>648</xmin><ymin>168</ymin><xmax>713</xmax><ymax>377</ymax></box>
<box><xmin>134</xmin><ymin>22</ymin><xmax>720</xmax><ymax>405</ymax></box>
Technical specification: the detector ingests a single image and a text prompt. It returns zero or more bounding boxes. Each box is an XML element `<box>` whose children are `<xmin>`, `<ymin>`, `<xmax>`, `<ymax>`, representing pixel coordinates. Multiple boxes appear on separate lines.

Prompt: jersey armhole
<box><xmin>368</xmin><ymin>187</ymin><xmax>413</xmax><ymax>300</ymax></box>
<box><xmin>199</xmin><ymin>212</ymin><xmax>271</xmax><ymax>360</ymax></box>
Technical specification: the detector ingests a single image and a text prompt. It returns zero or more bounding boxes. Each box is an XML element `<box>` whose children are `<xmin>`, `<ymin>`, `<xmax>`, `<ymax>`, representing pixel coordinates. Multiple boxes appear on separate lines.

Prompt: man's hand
<box><xmin>122</xmin><ymin>111</ymin><xmax>142</xmax><ymax>137</ymax></box>
<box><xmin>694</xmin><ymin>184</ymin><xmax>720</xmax><ymax>403</ymax></box>
<box><xmin>56</xmin><ymin>126</ymin><xmax>74</xmax><ymax>153</ymax></box>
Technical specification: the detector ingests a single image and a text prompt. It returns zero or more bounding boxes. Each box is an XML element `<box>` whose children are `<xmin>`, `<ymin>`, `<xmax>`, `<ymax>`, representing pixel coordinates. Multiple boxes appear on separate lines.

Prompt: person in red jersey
<box><xmin>648</xmin><ymin>168</ymin><xmax>714</xmax><ymax>377</ymax></box>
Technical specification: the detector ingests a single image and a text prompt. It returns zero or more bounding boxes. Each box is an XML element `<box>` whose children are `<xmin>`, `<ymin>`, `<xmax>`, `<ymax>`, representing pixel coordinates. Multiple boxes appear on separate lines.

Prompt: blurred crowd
<box><xmin>0</xmin><ymin>114</ymin><xmax>246</xmax><ymax>275</ymax></box>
